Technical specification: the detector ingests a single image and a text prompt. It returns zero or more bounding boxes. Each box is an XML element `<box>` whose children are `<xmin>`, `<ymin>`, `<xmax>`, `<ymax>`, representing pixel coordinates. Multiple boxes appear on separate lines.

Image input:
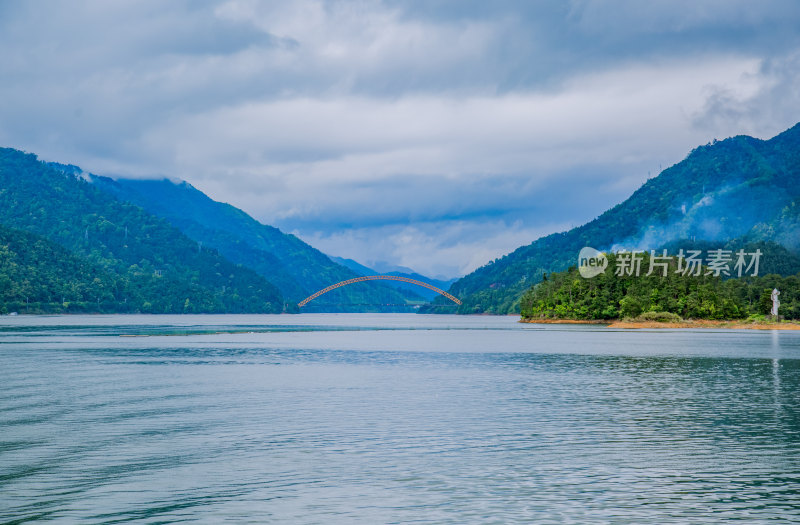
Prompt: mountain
<box><xmin>328</xmin><ymin>256</ymin><xmax>458</xmax><ymax>301</ymax></box>
<box><xmin>436</xmin><ymin>122</ymin><xmax>800</xmax><ymax>314</ymax></box>
<box><xmin>328</xmin><ymin>256</ymin><xmax>377</xmax><ymax>276</ymax></box>
<box><xmin>370</xmin><ymin>261</ymin><xmax>424</xmax><ymax>275</ymax></box>
<box><xmin>86</xmin><ymin>176</ymin><xmax>417</xmax><ymax>311</ymax></box>
<box><xmin>0</xmin><ymin>148</ymin><xmax>283</xmax><ymax>313</ymax></box>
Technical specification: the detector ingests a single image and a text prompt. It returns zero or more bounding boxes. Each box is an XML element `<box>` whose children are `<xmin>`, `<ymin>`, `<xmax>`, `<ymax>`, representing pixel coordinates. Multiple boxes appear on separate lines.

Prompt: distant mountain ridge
<box><xmin>87</xmin><ymin>176</ymin><xmax>417</xmax><ymax>311</ymax></box>
<box><xmin>436</xmin><ymin>122</ymin><xmax>800</xmax><ymax>314</ymax></box>
<box><xmin>328</xmin><ymin>255</ymin><xmax>457</xmax><ymax>301</ymax></box>
<box><xmin>329</xmin><ymin>256</ymin><xmax>377</xmax><ymax>277</ymax></box>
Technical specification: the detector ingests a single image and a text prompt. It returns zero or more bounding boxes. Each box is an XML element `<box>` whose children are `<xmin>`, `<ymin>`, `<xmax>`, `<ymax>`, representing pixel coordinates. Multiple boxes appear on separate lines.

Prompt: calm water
<box><xmin>2</xmin><ymin>314</ymin><xmax>800</xmax><ymax>523</ymax></box>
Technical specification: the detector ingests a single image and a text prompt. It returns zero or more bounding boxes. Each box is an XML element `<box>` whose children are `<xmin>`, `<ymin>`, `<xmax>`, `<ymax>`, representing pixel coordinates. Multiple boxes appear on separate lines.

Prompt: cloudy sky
<box><xmin>2</xmin><ymin>1</ymin><xmax>799</xmax><ymax>278</ymax></box>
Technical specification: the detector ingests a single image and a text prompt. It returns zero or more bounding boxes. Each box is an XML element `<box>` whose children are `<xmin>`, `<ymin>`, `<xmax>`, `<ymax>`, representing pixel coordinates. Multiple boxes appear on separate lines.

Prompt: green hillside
<box><xmin>0</xmin><ymin>224</ymin><xmax>122</xmax><ymax>313</ymax></box>
<box><xmin>436</xmin><ymin>123</ymin><xmax>800</xmax><ymax>314</ymax></box>
<box><xmin>520</xmin><ymin>250</ymin><xmax>800</xmax><ymax>321</ymax></box>
<box><xmin>87</xmin><ymin>176</ymin><xmax>420</xmax><ymax>311</ymax></box>
<box><xmin>0</xmin><ymin>148</ymin><xmax>283</xmax><ymax>313</ymax></box>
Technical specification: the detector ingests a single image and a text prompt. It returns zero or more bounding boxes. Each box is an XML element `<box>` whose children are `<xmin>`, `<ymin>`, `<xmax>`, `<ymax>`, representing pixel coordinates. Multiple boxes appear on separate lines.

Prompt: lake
<box><xmin>2</xmin><ymin>314</ymin><xmax>800</xmax><ymax>523</ymax></box>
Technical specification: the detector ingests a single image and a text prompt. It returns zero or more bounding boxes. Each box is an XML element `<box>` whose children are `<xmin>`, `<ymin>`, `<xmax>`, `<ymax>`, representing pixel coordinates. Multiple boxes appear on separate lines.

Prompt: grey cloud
<box><xmin>265</xmin><ymin>165</ymin><xmax>633</xmax><ymax>232</ymax></box>
<box><xmin>1</xmin><ymin>0</ymin><xmax>798</xmax><ymax>276</ymax></box>
<box><xmin>385</xmin><ymin>0</ymin><xmax>800</xmax><ymax>92</ymax></box>
<box><xmin>297</xmin><ymin>218</ymin><xmax>573</xmax><ymax>278</ymax></box>
<box><xmin>692</xmin><ymin>51</ymin><xmax>800</xmax><ymax>138</ymax></box>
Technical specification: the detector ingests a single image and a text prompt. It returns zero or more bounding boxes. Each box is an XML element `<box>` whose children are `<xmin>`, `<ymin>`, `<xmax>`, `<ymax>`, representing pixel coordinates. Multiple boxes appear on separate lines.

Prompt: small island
<box><xmin>520</xmin><ymin>250</ymin><xmax>800</xmax><ymax>329</ymax></box>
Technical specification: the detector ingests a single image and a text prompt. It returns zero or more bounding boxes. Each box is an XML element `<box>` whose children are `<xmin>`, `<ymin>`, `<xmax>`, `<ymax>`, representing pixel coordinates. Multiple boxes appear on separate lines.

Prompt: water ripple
<box><xmin>1</xmin><ymin>315</ymin><xmax>800</xmax><ymax>523</ymax></box>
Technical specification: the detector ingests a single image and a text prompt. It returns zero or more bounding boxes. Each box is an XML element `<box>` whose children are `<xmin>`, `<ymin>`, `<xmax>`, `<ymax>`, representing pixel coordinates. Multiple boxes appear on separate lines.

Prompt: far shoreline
<box><xmin>521</xmin><ymin>318</ymin><xmax>800</xmax><ymax>330</ymax></box>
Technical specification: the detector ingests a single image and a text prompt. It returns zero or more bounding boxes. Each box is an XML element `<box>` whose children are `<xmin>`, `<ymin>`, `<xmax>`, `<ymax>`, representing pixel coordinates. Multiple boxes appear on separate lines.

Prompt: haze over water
<box><xmin>2</xmin><ymin>314</ymin><xmax>800</xmax><ymax>523</ymax></box>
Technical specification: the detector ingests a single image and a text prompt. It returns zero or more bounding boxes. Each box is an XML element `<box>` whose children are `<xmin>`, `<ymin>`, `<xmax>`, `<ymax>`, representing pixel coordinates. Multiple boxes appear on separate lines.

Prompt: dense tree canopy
<box><xmin>520</xmin><ymin>252</ymin><xmax>799</xmax><ymax>321</ymax></box>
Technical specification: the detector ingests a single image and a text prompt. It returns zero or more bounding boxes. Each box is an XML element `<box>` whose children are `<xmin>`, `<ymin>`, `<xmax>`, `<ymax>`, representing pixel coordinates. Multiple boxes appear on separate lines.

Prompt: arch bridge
<box><xmin>298</xmin><ymin>275</ymin><xmax>461</xmax><ymax>307</ymax></box>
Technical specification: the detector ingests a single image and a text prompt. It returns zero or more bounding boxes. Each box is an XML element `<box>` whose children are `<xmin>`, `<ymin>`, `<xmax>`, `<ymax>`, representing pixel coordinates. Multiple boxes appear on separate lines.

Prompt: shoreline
<box><xmin>521</xmin><ymin>318</ymin><xmax>800</xmax><ymax>330</ymax></box>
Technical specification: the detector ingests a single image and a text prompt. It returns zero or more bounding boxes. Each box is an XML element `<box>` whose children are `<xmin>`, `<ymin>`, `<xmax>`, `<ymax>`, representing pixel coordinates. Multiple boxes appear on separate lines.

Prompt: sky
<box><xmin>1</xmin><ymin>1</ymin><xmax>799</xmax><ymax>279</ymax></box>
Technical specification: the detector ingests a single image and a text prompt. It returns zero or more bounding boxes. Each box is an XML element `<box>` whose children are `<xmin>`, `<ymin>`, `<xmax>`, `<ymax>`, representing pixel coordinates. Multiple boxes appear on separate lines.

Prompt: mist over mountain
<box><xmin>434</xmin><ymin>122</ymin><xmax>800</xmax><ymax>314</ymax></box>
<box><xmin>2</xmin><ymin>120</ymin><xmax>797</xmax><ymax>316</ymax></box>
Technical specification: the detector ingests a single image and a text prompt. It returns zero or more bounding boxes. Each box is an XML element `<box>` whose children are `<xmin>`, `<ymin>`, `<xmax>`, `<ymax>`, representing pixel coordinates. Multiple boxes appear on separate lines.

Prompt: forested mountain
<box><xmin>437</xmin><ymin>123</ymin><xmax>800</xmax><ymax>314</ymax></box>
<box><xmin>520</xmin><ymin>249</ymin><xmax>800</xmax><ymax>321</ymax></box>
<box><xmin>86</xmin><ymin>176</ymin><xmax>416</xmax><ymax>311</ymax></box>
<box><xmin>0</xmin><ymin>148</ymin><xmax>283</xmax><ymax>313</ymax></box>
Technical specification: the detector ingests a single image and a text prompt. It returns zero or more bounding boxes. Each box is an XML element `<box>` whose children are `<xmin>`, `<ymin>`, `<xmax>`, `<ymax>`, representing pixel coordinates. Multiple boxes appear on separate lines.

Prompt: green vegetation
<box><xmin>5</xmin><ymin>118</ymin><xmax>800</xmax><ymax>317</ymax></box>
<box><xmin>635</xmin><ymin>311</ymin><xmax>682</xmax><ymax>323</ymax></box>
<box><xmin>0</xmin><ymin>224</ymin><xmax>121</xmax><ymax>313</ymax></box>
<box><xmin>0</xmin><ymin>148</ymin><xmax>283</xmax><ymax>313</ymax></box>
<box><xmin>444</xmin><ymin>122</ymin><xmax>800</xmax><ymax>314</ymax></box>
<box><xmin>520</xmin><ymin>252</ymin><xmax>800</xmax><ymax>321</ymax></box>
<box><xmin>90</xmin><ymin>176</ymin><xmax>420</xmax><ymax>311</ymax></box>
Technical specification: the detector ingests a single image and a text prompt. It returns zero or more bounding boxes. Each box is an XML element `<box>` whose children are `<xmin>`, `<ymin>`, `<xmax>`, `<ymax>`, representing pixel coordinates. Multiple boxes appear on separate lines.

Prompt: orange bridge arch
<box><xmin>298</xmin><ymin>275</ymin><xmax>462</xmax><ymax>307</ymax></box>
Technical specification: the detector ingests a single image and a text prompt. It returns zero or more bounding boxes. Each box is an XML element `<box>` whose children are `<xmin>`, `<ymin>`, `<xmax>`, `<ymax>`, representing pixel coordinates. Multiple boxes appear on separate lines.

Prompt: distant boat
<box><xmin>7</xmin><ymin>312</ymin><xmax>18</xmax><ymax>316</ymax></box>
